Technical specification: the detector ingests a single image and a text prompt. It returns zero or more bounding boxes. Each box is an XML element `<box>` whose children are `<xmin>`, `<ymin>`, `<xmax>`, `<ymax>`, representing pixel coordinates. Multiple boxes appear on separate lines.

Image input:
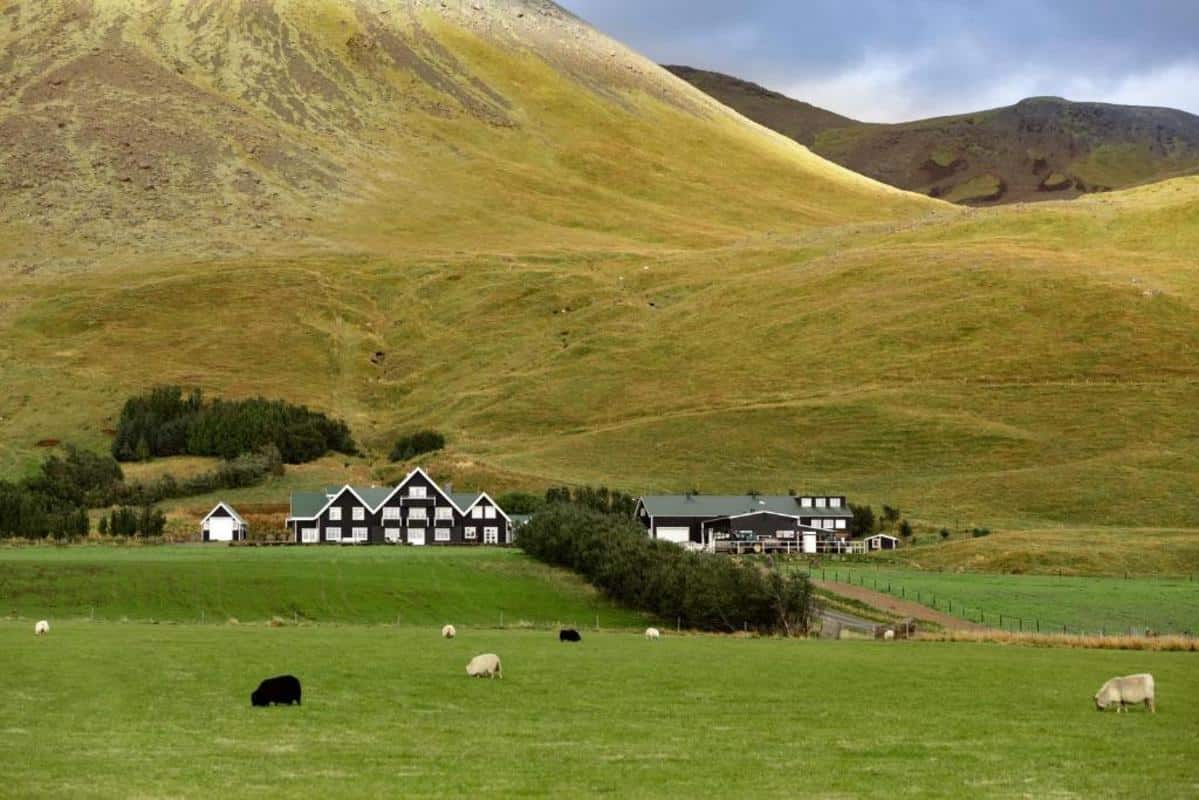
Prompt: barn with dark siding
<box><xmin>285</xmin><ymin>467</ymin><xmax>512</xmax><ymax>546</ymax></box>
<box><xmin>635</xmin><ymin>494</ymin><xmax>853</xmax><ymax>553</ymax></box>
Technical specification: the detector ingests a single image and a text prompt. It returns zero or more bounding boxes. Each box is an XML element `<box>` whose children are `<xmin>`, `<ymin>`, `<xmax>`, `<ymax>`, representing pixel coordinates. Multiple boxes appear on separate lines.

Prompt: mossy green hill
<box><xmin>1</xmin><ymin>1</ymin><xmax>1197</xmax><ymax>538</ymax></box>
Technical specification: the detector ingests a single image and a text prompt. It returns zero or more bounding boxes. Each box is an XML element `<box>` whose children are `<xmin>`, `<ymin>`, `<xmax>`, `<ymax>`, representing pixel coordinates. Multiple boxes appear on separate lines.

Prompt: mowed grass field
<box><xmin>1</xmin><ymin>623</ymin><xmax>1196</xmax><ymax>798</ymax></box>
<box><xmin>0</xmin><ymin>547</ymin><xmax>647</xmax><ymax>629</ymax></box>
<box><xmin>820</xmin><ymin>565</ymin><xmax>1199</xmax><ymax>634</ymax></box>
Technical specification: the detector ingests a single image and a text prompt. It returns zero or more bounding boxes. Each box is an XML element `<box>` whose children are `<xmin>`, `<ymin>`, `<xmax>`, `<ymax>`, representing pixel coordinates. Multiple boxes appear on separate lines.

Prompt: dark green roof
<box><xmin>450</xmin><ymin>492</ymin><xmax>483</xmax><ymax>511</ymax></box>
<box><xmin>289</xmin><ymin>491</ymin><xmax>329</xmax><ymax>519</ymax></box>
<box><xmin>639</xmin><ymin>495</ymin><xmax>852</xmax><ymax>519</ymax></box>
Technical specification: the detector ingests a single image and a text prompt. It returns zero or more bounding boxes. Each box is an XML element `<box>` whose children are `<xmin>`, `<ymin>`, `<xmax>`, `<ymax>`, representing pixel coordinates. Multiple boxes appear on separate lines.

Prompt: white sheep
<box><xmin>883</xmin><ymin>629</ymin><xmax>895</xmax><ymax>641</ymax></box>
<box><xmin>644</xmin><ymin>627</ymin><xmax>661</xmax><ymax>640</ymax></box>
<box><xmin>34</xmin><ymin>620</ymin><xmax>49</xmax><ymax>636</ymax></box>
<box><xmin>1095</xmin><ymin>673</ymin><xmax>1155</xmax><ymax>713</ymax></box>
<box><xmin>466</xmin><ymin>653</ymin><xmax>502</xmax><ymax>679</ymax></box>
<box><xmin>441</xmin><ymin>624</ymin><xmax>456</xmax><ymax>639</ymax></box>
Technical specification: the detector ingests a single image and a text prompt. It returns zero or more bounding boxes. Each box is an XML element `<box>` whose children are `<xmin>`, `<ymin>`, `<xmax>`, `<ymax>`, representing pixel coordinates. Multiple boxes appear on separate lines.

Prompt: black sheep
<box><xmin>251</xmin><ymin>675</ymin><xmax>302</xmax><ymax>707</ymax></box>
<box><xmin>559</xmin><ymin>628</ymin><xmax>582</xmax><ymax>643</ymax></box>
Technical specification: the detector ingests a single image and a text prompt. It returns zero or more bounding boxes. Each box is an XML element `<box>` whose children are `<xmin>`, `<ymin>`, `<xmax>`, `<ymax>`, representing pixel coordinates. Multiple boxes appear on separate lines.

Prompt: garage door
<box><xmin>656</xmin><ymin>526</ymin><xmax>691</xmax><ymax>544</ymax></box>
<box><xmin>208</xmin><ymin>518</ymin><xmax>235</xmax><ymax>542</ymax></box>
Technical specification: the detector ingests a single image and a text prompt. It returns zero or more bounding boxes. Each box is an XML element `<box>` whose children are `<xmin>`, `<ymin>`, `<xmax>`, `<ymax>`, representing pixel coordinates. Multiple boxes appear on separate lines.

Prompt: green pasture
<box><xmin>1</xmin><ymin>624</ymin><xmax>1195</xmax><ymax>798</ymax></box>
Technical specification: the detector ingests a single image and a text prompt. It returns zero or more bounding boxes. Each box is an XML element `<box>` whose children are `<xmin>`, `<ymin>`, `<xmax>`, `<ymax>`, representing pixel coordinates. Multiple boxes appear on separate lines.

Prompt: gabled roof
<box><xmin>640</xmin><ymin>495</ymin><xmax>803</xmax><ymax>519</ymax></box>
<box><xmin>639</xmin><ymin>495</ymin><xmax>853</xmax><ymax>519</ymax></box>
<box><xmin>449</xmin><ymin>492</ymin><xmax>483</xmax><ymax>511</ymax></box>
<box><xmin>202</xmin><ymin>502</ymin><xmax>245</xmax><ymax>525</ymax></box>
<box><xmin>865</xmin><ymin>533</ymin><xmax>899</xmax><ymax>541</ymax></box>
<box><xmin>288</xmin><ymin>491</ymin><xmax>328</xmax><ymax>520</ymax></box>
<box><xmin>455</xmin><ymin>491</ymin><xmax>511</xmax><ymax>522</ymax></box>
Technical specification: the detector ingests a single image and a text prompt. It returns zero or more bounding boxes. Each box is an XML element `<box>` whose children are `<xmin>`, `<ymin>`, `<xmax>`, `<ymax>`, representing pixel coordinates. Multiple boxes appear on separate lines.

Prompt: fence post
<box><xmin>1018</xmin><ymin>617</ymin><xmax>1022</xmax><ymax>632</ymax></box>
<box><xmin>677</xmin><ymin>616</ymin><xmax>681</xmax><ymax>633</ymax></box>
<box><xmin>1036</xmin><ymin>619</ymin><xmax>1040</xmax><ymax>633</ymax></box>
<box><xmin>999</xmin><ymin>613</ymin><xmax>1004</xmax><ymax>628</ymax></box>
<box><xmin>500</xmin><ymin>611</ymin><xmax>504</xmax><ymax>628</ymax></box>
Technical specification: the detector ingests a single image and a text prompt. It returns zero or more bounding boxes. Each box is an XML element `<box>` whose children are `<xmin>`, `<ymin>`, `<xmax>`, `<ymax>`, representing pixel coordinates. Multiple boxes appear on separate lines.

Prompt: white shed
<box><xmin>864</xmin><ymin>533</ymin><xmax>899</xmax><ymax>551</ymax></box>
<box><xmin>201</xmin><ymin>502</ymin><xmax>247</xmax><ymax>542</ymax></box>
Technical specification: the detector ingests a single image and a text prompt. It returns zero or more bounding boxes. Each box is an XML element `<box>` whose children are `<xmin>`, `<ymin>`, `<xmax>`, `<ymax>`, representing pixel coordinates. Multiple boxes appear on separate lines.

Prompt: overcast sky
<box><xmin>558</xmin><ymin>1</ymin><xmax>1199</xmax><ymax>122</ymax></box>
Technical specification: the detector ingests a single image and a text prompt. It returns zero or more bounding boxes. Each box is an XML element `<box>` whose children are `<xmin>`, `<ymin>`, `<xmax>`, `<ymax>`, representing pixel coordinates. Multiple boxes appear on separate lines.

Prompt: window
<box><xmin>434</xmin><ymin>528</ymin><xmax>451</xmax><ymax>542</ymax></box>
<box><xmin>777</xmin><ymin>530</ymin><xmax>796</xmax><ymax>539</ymax></box>
<box><xmin>464</xmin><ymin>526</ymin><xmax>477</xmax><ymax>539</ymax></box>
<box><xmin>326</xmin><ymin>527</ymin><xmax>342</xmax><ymax>541</ymax></box>
<box><xmin>815</xmin><ymin>498</ymin><xmax>827</xmax><ymax>508</ymax></box>
<box><xmin>329</xmin><ymin>507</ymin><xmax>342</xmax><ymax>521</ymax></box>
<box><xmin>835</xmin><ymin>519</ymin><xmax>847</xmax><ymax>530</ymax></box>
<box><xmin>472</xmin><ymin>506</ymin><xmax>485</xmax><ymax>519</ymax></box>
<box><xmin>301</xmin><ymin>527</ymin><xmax>318</xmax><ymax>543</ymax></box>
<box><xmin>352</xmin><ymin>507</ymin><xmax>365</xmax><ymax>521</ymax></box>
<box><xmin>800</xmin><ymin>497</ymin><xmax>813</xmax><ymax>508</ymax></box>
<box><xmin>382</xmin><ymin>507</ymin><xmax>400</xmax><ymax>521</ymax></box>
<box><xmin>484</xmin><ymin>506</ymin><xmax>497</xmax><ymax>520</ymax></box>
<box><xmin>483</xmin><ymin>526</ymin><xmax>499</xmax><ymax>544</ymax></box>
<box><xmin>823</xmin><ymin>520</ymin><xmax>835</xmax><ymax>530</ymax></box>
<box><xmin>830</xmin><ymin>497</ymin><xmax>842</xmax><ymax>508</ymax></box>
<box><xmin>436</xmin><ymin>506</ymin><xmax>454</xmax><ymax>521</ymax></box>
<box><xmin>385</xmin><ymin>528</ymin><xmax>401</xmax><ymax>543</ymax></box>
<box><xmin>408</xmin><ymin>507</ymin><xmax>427</xmax><ymax>520</ymax></box>
<box><xmin>408</xmin><ymin>486</ymin><xmax>427</xmax><ymax>499</ymax></box>
<box><xmin>353</xmin><ymin>527</ymin><xmax>368</xmax><ymax>542</ymax></box>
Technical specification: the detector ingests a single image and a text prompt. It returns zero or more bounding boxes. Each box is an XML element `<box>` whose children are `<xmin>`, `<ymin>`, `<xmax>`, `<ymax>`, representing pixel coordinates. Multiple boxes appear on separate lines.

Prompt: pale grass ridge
<box><xmin>922</xmin><ymin>629</ymin><xmax>1199</xmax><ymax>652</ymax></box>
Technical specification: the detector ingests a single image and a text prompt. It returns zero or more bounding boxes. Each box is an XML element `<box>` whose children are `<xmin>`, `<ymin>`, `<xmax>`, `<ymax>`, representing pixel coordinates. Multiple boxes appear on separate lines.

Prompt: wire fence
<box><xmin>810</xmin><ymin>566</ymin><xmax>1197</xmax><ymax>638</ymax></box>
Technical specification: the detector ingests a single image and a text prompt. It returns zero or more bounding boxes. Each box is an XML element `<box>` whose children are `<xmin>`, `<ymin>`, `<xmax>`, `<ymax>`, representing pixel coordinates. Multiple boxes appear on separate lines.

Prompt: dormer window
<box><xmin>830</xmin><ymin>497</ymin><xmax>842</xmax><ymax>508</ymax></box>
<box><xmin>816</xmin><ymin>498</ymin><xmax>827</xmax><ymax>508</ymax></box>
<box><xmin>800</xmin><ymin>497</ymin><xmax>813</xmax><ymax>508</ymax></box>
<box><xmin>409</xmin><ymin>486</ymin><xmax>427</xmax><ymax>499</ymax></box>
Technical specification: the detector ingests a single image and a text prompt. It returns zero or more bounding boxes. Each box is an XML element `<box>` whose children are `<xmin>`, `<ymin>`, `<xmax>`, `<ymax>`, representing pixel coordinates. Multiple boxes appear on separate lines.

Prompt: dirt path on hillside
<box><xmin>814</xmin><ymin>580</ymin><xmax>988</xmax><ymax>631</ymax></box>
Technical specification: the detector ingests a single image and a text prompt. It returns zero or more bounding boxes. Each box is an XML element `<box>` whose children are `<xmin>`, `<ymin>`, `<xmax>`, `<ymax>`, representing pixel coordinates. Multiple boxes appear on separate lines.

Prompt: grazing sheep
<box><xmin>1095</xmin><ymin>673</ymin><xmax>1155</xmax><ymax>713</ymax></box>
<box><xmin>559</xmin><ymin>628</ymin><xmax>582</xmax><ymax>643</ymax></box>
<box><xmin>34</xmin><ymin>620</ymin><xmax>49</xmax><ymax>636</ymax></box>
<box><xmin>883</xmin><ymin>629</ymin><xmax>895</xmax><ymax>641</ymax></box>
<box><xmin>251</xmin><ymin>675</ymin><xmax>302</xmax><ymax>707</ymax></box>
<box><xmin>442</xmin><ymin>624</ymin><xmax>456</xmax><ymax>639</ymax></box>
<box><xmin>645</xmin><ymin>627</ymin><xmax>661</xmax><ymax>640</ymax></box>
<box><xmin>466</xmin><ymin>653</ymin><xmax>502</xmax><ymax>679</ymax></box>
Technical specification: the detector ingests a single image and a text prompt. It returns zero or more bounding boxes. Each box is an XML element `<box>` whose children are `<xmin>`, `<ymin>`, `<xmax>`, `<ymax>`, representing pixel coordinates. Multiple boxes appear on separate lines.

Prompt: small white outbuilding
<box><xmin>864</xmin><ymin>533</ymin><xmax>900</xmax><ymax>551</ymax></box>
<box><xmin>200</xmin><ymin>502</ymin><xmax>247</xmax><ymax>543</ymax></box>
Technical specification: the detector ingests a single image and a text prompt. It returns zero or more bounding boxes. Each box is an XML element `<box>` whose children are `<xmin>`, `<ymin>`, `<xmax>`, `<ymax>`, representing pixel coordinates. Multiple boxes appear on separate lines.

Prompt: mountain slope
<box><xmin>0</xmin><ymin>0</ymin><xmax>929</xmax><ymax>270</ymax></box>
<box><xmin>669</xmin><ymin>66</ymin><xmax>1199</xmax><ymax>205</ymax></box>
<box><xmin>1</xmin><ymin>1</ymin><xmax>1197</xmax><ymax>533</ymax></box>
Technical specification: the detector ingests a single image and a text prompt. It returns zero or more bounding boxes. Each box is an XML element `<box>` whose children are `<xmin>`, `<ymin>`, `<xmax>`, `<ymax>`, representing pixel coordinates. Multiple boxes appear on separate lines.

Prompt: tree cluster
<box><xmin>389</xmin><ymin>430</ymin><xmax>446</xmax><ymax>463</ymax></box>
<box><xmin>112</xmin><ymin>386</ymin><xmax>354</xmax><ymax>464</ymax></box>
<box><xmin>543</xmin><ymin>485</ymin><xmax>637</xmax><ymax>516</ymax></box>
<box><xmin>97</xmin><ymin>505</ymin><xmax>166</xmax><ymax>538</ymax></box>
<box><xmin>518</xmin><ymin>504</ymin><xmax>814</xmax><ymax>635</ymax></box>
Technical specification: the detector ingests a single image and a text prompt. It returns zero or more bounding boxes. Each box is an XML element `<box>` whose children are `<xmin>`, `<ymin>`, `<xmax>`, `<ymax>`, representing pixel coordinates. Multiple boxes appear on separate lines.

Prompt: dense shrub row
<box><xmin>112</xmin><ymin>386</ymin><xmax>355</xmax><ymax>463</ymax></box>
<box><xmin>389</xmin><ymin>430</ymin><xmax>446</xmax><ymax>463</ymax></box>
<box><xmin>544</xmin><ymin>485</ymin><xmax>637</xmax><ymax>516</ymax></box>
<box><xmin>118</xmin><ymin>446</ymin><xmax>284</xmax><ymax>506</ymax></box>
<box><xmin>0</xmin><ymin>482</ymin><xmax>90</xmax><ymax>540</ymax></box>
<box><xmin>518</xmin><ymin>504</ymin><xmax>814</xmax><ymax>635</ymax></box>
<box><xmin>97</xmin><ymin>505</ymin><xmax>166</xmax><ymax>538</ymax></box>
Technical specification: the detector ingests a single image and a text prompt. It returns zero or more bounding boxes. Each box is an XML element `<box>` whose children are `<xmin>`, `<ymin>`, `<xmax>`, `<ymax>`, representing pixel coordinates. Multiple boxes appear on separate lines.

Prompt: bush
<box><xmin>389</xmin><ymin>430</ymin><xmax>446</xmax><ymax>463</ymax></box>
<box><xmin>899</xmin><ymin>520</ymin><xmax>913</xmax><ymax>538</ymax></box>
<box><xmin>849</xmin><ymin>503</ymin><xmax>876</xmax><ymax>538</ymax></box>
<box><xmin>496</xmin><ymin>491</ymin><xmax>545</xmax><ymax>515</ymax></box>
<box><xmin>112</xmin><ymin>386</ymin><xmax>354</xmax><ymax>464</ymax></box>
<box><xmin>940</xmin><ymin>528</ymin><xmax>951</xmax><ymax>540</ymax></box>
<box><xmin>102</xmin><ymin>505</ymin><xmax>166</xmax><ymax>538</ymax></box>
<box><xmin>972</xmin><ymin>527</ymin><xmax>992</xmax><ymax>538</ymax></box>
<box><xmin>544</xmin><ymin>485</ymin><xmax>637</xmax><ymax>516</ymax></box>
<box><xmin>518</xmin><ymin>505</ymin><xmax>814</xmax><ymax>635</ymax></box>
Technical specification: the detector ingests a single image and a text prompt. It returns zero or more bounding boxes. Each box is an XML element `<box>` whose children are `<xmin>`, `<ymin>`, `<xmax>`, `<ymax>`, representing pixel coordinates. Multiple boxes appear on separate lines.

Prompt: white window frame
<box><xmin>384</xmin><ymin>527</ymin><xmax>401</xmax><ymax>543</ymax></box>
<box><xmin>408</xmin><ymin>528</ymin><xmax>426</xmax><ymax>546</ymax></box>
<box><xmin>484</xmin><ymin>506</ymin><xmax>497</xmax><ymax>520</ymax></box>
<box><xmin>326</xmin><ymin>527</ymin><xmax>342</xmax><ymax>541</ymax></box>
<box><xmin>483</xmin><ymin>526</ymin><xmax>499</xmax><ymax>544</ymax></box>
<box><xmin>815</xmin><ymin>498</ymin><xmax>827</xmax><ymax>509</ymax></box>
<box><xmin>408</xmin><ymin>507</ymin><xmax>427</xmax><ymax>521</ymax></box>
<box><xmin>301</xmin><ymin>527</ymin><xmax>318</xmax><ymax>544</ymax></box>
<box><xmin>328</xmin><ymin>507</ymin><xmax>342</xmax><ymax>521</ymax></box>
<box><xmin>435</xmin><ymin>506</ymin><xmax>454</xmax><ymax>521</ymax></box>
<box><xmin>464</xmin><ymin>526</ymin><xmax>477</xmax><ymax>539</ymax></box>
<box><xmin>408</xmin><ymin>486</ymin><xmax>427</xmax><ymax>499</ymax></box>
<box><xmin>352</xmin><ymin>527</ymin><xmax>369</xmax><ymax>542</ymax></box>
<box><xmin>800</xmin><ymin>497</ymin><xmax>813</xmax><ymax>508</ymax></box>
<box><xmin>352</xmin><ymin>507</ymin><xmax>365</xmax><ymax>521</ymax></box>
<box><xmin>835</xmin><ymin>519</ymin><xmax>847</xmax><ymax>530</ymax></box>
<box><xmin>434</xmin><ymin>528</ymin><xmax>451</xmax><ymax>542</ymax></box>
<box><xmin>472</xmin><ymin>506</ymin><xmax>485</xmax><ymax>519</ymax></box>
<box><xmin>382</xmin><ymin>507</ymin><xmax>400</xmax><ymax>521</ymax></box>
<box><xmin>823</xmin><ymin>520</ymin><xmax>836</xmax><ymax>530</ymax></box>
<box><xmin>830</xmin><ymin>497</ymin><xmax>842</xmax><ymax>508</ymax></box>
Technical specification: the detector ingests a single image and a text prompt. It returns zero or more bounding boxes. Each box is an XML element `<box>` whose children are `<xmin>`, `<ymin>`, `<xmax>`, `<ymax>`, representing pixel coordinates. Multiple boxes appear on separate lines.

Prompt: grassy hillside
<box><xmin>0</xmin><ymin>546</ymin><xmax>647</xmax><ymax>628</ymax></box>
<box><xmin>3</xmin><ymin>624</ymin><xmax>1197</xmax><ymax>797</ymax></box>
<box><xmin>820</xmin><ymin>566</ymin><xmax>1199</xmax><ymax>634</ymax></box>
<box><xmin>1</xmin><ymin>2</ymin><xmax>1197</xmax><ymax>539</ymax></box>
<box><xmin>668</xmin><ymin>66</ymin><xmax>1199</xmax><ymax>205</ymax></box>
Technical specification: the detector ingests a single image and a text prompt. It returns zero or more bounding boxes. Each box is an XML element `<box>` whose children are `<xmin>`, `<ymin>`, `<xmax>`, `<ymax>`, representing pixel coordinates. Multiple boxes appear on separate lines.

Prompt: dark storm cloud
<box><xmin>558</xmin><ymin>1</ymin><xmax>1199</xmax><ymax>121</ymax></box>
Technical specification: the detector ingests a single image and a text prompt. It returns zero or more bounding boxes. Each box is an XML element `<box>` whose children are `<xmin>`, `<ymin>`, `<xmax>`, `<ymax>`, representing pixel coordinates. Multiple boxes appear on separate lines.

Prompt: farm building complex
<box><xmin>285</xmin><ymin>467</ymin><xmax>512</xmax><ymax>546</ymax></box>
<box><xmin>635</xmin><ymin>494</ymin><xmax>854</xmax><ymax>553</ymax></box>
